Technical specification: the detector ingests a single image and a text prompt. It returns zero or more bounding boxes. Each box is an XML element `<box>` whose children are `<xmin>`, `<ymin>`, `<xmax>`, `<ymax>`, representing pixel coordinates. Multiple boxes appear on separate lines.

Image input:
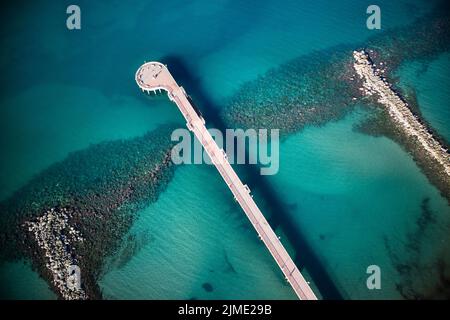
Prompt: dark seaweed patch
<box><xmin>384</xmin><ymin>197</ymin><xmax>450</xmax><ymax>299</ymax></box>
<box><xmin>222</xmin><ymin>47</ymin><xmax>361</xmax><ymax>136</ymax></box>
<box><xmin>202</xmin><ymin>282</ymin><xmax>213</xmax><ymax>292</ymax></box>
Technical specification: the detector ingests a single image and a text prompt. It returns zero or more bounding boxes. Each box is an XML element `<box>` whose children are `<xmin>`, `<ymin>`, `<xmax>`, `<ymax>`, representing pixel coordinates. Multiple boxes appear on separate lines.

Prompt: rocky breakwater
<box><xmin>0</xmin><ymin>124</ymin><xmax>178</xmax><ymax>299</ymax></box>
<box><xmin>25</xmin><ymin>208</ymin><xmax>87</xmax><ymax>300</ymax></box>
<box><xmin>353</xmin><ymin>50</ymin><xmax>450</xmax><ymax>194</ymax></box>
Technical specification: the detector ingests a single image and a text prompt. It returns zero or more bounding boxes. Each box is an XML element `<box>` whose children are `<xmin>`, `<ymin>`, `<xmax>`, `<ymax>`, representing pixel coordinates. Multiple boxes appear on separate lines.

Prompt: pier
<box><xmin>135</xmin><ymin>61</ymin><xmax>317</xmax><ymax>300</ymax></box>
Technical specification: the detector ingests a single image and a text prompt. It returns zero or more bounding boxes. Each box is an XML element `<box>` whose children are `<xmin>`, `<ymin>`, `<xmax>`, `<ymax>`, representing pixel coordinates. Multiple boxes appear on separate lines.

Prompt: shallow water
<box><xmin>396</xmin><ymin>52</ymin><xmax>450</xmax><ymax>142</ymax></box>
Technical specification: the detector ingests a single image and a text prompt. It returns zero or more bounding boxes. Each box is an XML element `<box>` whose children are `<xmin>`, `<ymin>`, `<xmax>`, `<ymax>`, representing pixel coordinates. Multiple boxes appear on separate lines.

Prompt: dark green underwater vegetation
<box><xmin>383</xmin><ymin>198</ymin><xmax>450</xmax><ymax>299</ymax></box>
<box><xmin>0</xmin><ymin>124</ymin><xmax>177</xmax><ymax>298</ymax></box>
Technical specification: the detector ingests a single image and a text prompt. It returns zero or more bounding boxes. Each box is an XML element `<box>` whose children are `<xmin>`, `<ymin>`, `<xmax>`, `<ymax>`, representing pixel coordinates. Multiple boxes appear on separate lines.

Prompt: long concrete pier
<box><xmin>135</xmin><ymin>61</ymin><xmax>317</xmax><ymax>300</ymax></box>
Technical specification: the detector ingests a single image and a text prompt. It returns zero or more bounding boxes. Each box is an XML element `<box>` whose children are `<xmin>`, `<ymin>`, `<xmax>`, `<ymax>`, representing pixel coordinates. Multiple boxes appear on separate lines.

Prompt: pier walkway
<box><xmin>135</xmin><ymin>62</ymin><xmax>317</xmax><ymax>300</ymax></box>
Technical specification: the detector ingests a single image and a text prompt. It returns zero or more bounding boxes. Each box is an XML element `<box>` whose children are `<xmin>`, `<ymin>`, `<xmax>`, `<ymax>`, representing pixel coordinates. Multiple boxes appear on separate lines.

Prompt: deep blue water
<box><xmin>0</xmin><ymin>0</ymin><xmax>449</xmax><ymax>299</ymax></box>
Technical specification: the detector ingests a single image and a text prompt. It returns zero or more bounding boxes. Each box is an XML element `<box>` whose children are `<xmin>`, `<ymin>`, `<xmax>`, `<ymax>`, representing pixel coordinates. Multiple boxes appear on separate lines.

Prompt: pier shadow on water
<box><xmin>160</xmin><ymin>55</ymin><xmax>343</xmax><ymax>300</ymax></box>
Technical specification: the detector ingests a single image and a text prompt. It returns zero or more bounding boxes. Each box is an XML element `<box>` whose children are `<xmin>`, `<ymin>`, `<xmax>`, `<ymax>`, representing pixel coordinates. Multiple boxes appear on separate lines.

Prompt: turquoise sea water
<box><xmin>396</xmin><ymin>52</ymin><xmax>450</xmax><ymax>142</ymax></box>
<box><xmin>1</xmin><ymin>0</ymin><xmax>449</xmax><ymax>299</ymax></box>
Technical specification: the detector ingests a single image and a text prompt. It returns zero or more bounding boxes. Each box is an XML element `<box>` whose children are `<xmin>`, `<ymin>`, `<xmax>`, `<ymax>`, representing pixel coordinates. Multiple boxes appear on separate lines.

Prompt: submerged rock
<box><xmin>25</xmin><ymin>207</ymin><xmax>87</xmax><ymax>300</ymax></box>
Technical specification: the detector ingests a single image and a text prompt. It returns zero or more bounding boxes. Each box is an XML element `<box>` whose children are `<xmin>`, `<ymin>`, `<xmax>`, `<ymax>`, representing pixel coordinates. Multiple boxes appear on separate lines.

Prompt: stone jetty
<box><xmin>25</xmin><ymin>208</ymin><xmax>87</xmax><ymax>300</ymax></box>
<box><xmin>353</xmin><ymin>50</ymin><xmax>450</xmax><ymax>177</ymax></box>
